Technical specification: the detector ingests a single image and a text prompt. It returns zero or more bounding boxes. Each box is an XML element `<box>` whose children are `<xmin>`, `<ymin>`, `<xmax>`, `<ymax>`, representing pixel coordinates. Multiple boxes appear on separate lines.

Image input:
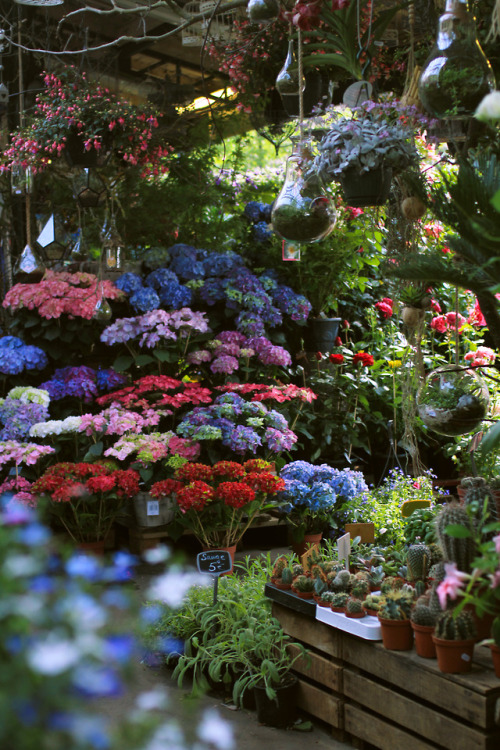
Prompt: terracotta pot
<box><xmin>432</xmin><ymin>636</ymin><xmax>475</xmax><ymax>673</ymax></box>
<box><xmin>464</xmin><ymin>604</ymin><xmax>496</xmax><ymax>642</ymax></box>
<box><xmin>345</xmin><ymin>610</ymin><xmax>366</xmax><ymax>619</ymax></box>
<box><xmin>313</xmin><ymin>595</ymin><xmax>330</xmax><ymax>607</ymax></box>
<box><xmin>489</xmin><ymin>643</ymin><xmax>500</xmax><ymax>677</ymax></box>
<box><xmin>378</xmin><ymin>617</ymin><xmax>414</xmax><ymax>651</ymax></box>
<box><xmin>270</xmin><ymin>578</ymin><xmax>292</xmax><ymax>591</ymax></box>
<box><xmin>78</xmin><ymin>539</ymin><xmax>106</xmax><ymax>555</ymax></box>
<box><xmin>363</xmin><ymin>608</ymin><xmax>379</xmax><ymax>617</ymax></box>
<box><xmin>330</xmin><ymin>605</ymin><xmax>346</xmax><ymax>613</ymax></box>
<box><xmin>291</xmin><ymin>532</ymin><xmax>322</xmax><ymax>559</ymax></box>
<box><xmin>411</xmin><ymin>622</ymin><xmax>437</xmax><ymax>659</ymax></box>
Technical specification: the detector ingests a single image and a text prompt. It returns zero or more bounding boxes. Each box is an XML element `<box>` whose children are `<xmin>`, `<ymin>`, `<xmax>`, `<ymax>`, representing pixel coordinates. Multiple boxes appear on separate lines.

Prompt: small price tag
<box><xmin>196</xmin><ymin>550</ymin><xmax>233</xmax><ymax>576</ymax></box>
<box><xmin>147</xmin><ymin>499</ymin><xmax>160</xmax><ymax>516</ymax></box>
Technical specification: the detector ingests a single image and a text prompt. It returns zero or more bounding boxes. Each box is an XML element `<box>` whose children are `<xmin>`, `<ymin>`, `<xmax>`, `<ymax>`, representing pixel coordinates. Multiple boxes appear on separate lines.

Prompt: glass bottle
<box><xmin>271</xmin><ymin>138</ymin><xmax>336</xmax><ymax>244</ymax></box>
<box><xmin>247</xmin><ymin>0</ymin><xmax>280</xmax><ymax>23</ymax></box>
<box><xmin>101</xmin><ymin>213</ymin><xmax>123</xmax><ymax>270</ymax></box>
<box><xmin>276</xmin><ymin>39</ymin><xmax>305</xmax><ymax>96</ymax></box>
<box><xmin>418</xmin><ymin>0</ymin><xmax>495</xmax><ymax>119</ymax></box>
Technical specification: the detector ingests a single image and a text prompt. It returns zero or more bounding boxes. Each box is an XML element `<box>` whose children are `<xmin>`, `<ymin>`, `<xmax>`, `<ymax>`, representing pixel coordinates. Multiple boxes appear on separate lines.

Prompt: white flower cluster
<box><xmin>30</xmin><ymin>416</ymin><xmax>82</xmax><ymax>437</ymax></box>
<box><xmin>6</xmin><ymin>386</ymin><xmax>50</xmax><ymax>408</ymax></box>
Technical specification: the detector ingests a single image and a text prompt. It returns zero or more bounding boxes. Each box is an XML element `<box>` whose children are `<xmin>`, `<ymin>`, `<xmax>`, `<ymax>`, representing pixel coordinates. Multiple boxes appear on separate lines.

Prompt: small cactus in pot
<box><xmin>406</xmin><ymin>543</ymin><xmax>430</xmax><ymax>582</ymax></box>
<box><xmin>363</xmin><ymin>594</ymin><xmax>381</xmax><ymax>615</ymax></box>
<box><xmin>291</xmin><ymin>574</ymin><xmax>315</xmax><ymax>598</ymax></box>
<box><xmin>331</xmin><ymin>569</ymin><xmax>352</xmax><ymax>592</ymax></box>
<box><xmin>345</xmin><ymin>597</ymin><xmax>366</xmax><ymax>618</ymax></box>
<box><xmin>330</xmin><ymin>591</ymin><xmax>349</xmax><ymax>611</ymax></box>
<box><xmin>411</xmin><ymin>602</ymin><xmax>438</xmax><ymax>658</ymax></box>
<box><xmin>432</xmin><ymin>609</ymin><xmax>477</xmax><ymax>673</ymax></box>
<box><xmin>434</xmin><ymin>609</ymin><xmax>476</xmax><ymax>641</ymax></box>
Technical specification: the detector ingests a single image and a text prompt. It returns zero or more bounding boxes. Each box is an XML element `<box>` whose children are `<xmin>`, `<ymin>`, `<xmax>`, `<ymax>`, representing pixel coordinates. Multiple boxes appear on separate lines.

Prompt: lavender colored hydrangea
<box><xmin>40</xmin><ymin>366</ymin><xmax>99</xmax><ymax>403</ymax></box>
<box><xmin>210</xmin><ymin>355</ymin><xmax>239</xmax><ymax>375</ymax></box>
<box><xmin>0</xmin><ymin>399</ymin><xmax>49</xmax><ymax>440</ymax></box>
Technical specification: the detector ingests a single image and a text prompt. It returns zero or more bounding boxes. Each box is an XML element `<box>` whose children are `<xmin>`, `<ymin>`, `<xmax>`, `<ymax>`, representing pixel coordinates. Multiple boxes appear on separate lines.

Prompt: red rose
<box><xmin>329</xmin><ymin>353</ymin><xmax>344</xmax><ymax>364</ymax></box>
<box><xmin>353</xmin><ymin>352</ymin><xmax>374</xmax><ymax>367</ymax></box>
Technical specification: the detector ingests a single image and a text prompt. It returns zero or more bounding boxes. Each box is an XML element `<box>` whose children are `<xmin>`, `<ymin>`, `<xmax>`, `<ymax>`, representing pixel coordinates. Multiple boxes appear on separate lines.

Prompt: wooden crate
<box><xmin>271</xmin><ymin>598</ymin><xmax>500</xmax><ymax>750</ymax></box>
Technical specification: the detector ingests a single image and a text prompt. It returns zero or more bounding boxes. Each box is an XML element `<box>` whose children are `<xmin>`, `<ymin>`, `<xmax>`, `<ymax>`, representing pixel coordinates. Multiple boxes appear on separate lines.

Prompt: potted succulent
<box><xmin>329</xmin><ymin>591</ymin><xmax>350</xmax><ymax>612</ymax></box>
<box><xmin>363</xmin><ymin>593</ymin><xmax>381</xmax><ymax>617</ymax></box>
<box><xmin>410</xmin><ymin>602</ymin><xmax>437</xmax><ymax>659</ymax></box>
<box><xmin>432</xmin><ymin>609</ymin><xmax>477</xmax><ymax>673</ymax></box>
<box><xmin>377</xmin><ymin>588</ymin><xmax>416</xmax><ymax>650</ymax></box>
<box><xmin>312</xmin><ymin>102</ymin><xmax>419</xmax><ymax>207</ymax></box>
<box><xmin>291</xmin><ymin>574</ymin><xmax>316</xmax><ymax>599</ymax></box>
<box><xmin>399</xmin><ymin>285</ymin><xmax>432</xmax><ymax>327</ymax></box>
<box><xmin>270</xmin><ymin>555</ymin><xmax>294</xmax><ymax>590</ymax></box>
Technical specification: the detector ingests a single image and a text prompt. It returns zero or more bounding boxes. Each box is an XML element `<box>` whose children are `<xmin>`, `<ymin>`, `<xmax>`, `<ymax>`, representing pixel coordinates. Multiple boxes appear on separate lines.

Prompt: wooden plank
<box><xmin>344</xmin><ymin>669</ymin><xmax>493</xmax><ymax>750</ymax></box>
<box><xmin>296</xmin><ymin>679</ymin><xmax>344</xmax><ymax>729</ymax></box>
<box><xmin>288</xmin><ymin>643</ymin><xmax>343</xmax><ymax>692</ymax></box>
<box><xmin>342</xmin><ymin>633</ymin><xmax>500</xmax><ymax>729</ymax></box>
<box><xmin>272</xmin><ymin>602</ymin><xmax>342</xmax><ymax>658</ymax></box>
<box><xmin>345</xmin><ymin>704</ymin><xmax>439</xmax><ymax>750</ymax></box>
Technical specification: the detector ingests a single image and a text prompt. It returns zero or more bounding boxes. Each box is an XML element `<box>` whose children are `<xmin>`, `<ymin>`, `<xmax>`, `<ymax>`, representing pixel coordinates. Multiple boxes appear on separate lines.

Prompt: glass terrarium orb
<box><xmin>417</xmin><ymin>366</ymin><xmax>489</xmax><ymax>436</ymax></box>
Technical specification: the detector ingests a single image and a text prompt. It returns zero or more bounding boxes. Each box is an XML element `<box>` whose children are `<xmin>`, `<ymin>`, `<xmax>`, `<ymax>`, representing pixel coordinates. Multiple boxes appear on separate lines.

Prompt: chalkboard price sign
<box><xmin>196</xmin><ymin>550</ymin><xmax>233</xmax><ymax>576</ymax></box>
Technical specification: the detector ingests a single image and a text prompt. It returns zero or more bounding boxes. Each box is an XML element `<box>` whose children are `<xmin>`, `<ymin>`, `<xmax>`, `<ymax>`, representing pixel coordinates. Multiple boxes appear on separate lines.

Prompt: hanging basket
<box><xmin>64</xmin><ymin>130</ymin><xmax>113</xmax><ymax>168</ymax></box>
<box><xmin>302</xmin><ymin>317</ymin><xmax>341</xmax><ymax>353</ymax></box>
<box><xmin>340</xmin><ymin>166</ymin><xmax>393</xmax><ymax>208</ymax></box>
<box><xmin>417</xmin><ymin>366</ymin><xmax>489</xmax><ymax>437</ymax></box>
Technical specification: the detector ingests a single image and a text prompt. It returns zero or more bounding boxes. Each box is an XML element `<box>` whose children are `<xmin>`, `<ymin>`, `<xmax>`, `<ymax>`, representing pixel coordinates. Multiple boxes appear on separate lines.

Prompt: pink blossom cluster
<box><xmin>468</xmin><ymin>299</ymin><xmax>487</xmax><ymax>328</ymax></box>
<box><xmin>79</xmin><ymin>406</ymin><xmax>166</xmax><ymax>437</ymax></box>
<box><xmin>3</xmin><ymin>270</ymin><xmax>123</xmax><ymax>320</ymax></box>
<box><xmin>104</xmin><ymin>432</ymin><xmax>199</xmax><ymax>463</ymax></box>
<box><xmin>430</xmin><ymin>311</ymin><xmax>467</xmax><ymax>333</ymax></box>
<box><xmin>216</xmin><ymin>382</ymin><xmax>317</xmax><ymax>404</ymax></box>
<box><xmin>464</xmin><ymin>347</ymin><xmax>496</xmax><ymax>367</ymax></box>
<box><xmin>0</xmin><ymin>440</ymin><xmax>55</xmax><ymax>470</ymax></box>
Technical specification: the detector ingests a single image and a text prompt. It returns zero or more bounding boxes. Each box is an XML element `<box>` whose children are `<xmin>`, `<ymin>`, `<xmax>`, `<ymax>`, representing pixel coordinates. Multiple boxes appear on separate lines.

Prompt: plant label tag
<box><xmin>337</xmin><ymin>532</ymin><xmax>351</xmax><ymax>567</ymax></box>
<box><xmin>197</xmin><ymin>550</ymin><xmax>233</xmax><ymax>576</ymax></box>
<box><xmin>282</xmin><ymin>240</ymin><xmax>300</xmax><ymax>261</ymax></box>
<box><xmin>147</xmin><ymin>500</ymin><xmax>160</xmax><ymax>516</ymax></box>
<box><xmin>301</xmin><ymin>543</ymin><xmax>320</xmax><ymax>571</ymax></box>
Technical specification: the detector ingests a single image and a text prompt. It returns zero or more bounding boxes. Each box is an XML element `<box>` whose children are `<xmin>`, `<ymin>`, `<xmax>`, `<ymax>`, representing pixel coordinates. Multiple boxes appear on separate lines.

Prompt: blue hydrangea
<box><xmin>129</xmin><ymin>287</ymin><xmax>160</xmax><ymax>313</ymax></box>
<box><xmin>96</xmin><ymin>368</ymin><xmax>128</xmax><ymax>392</ymax></box>
<box><xmin>202</xmin><ymin>251</ymin><xmax>244</xmax><ymax>277</ymax></box>
<box><xmin>145</xmin><ymin>268</ymin><xmax>179</xmax><ymax>290</ymax></box>
<box><xmin>19</xmin><ymin>345</ymin><xmax>48</xmax><ymax>371</ymax></box>
<box><xmin>157</xmin><ymin>282</ymin><xmax>192</xmax><ymax>309</ymax></box>
<box><xmin>244</xmin><ymin>201</ymin><xmax>270</xmax><ymax>223</ymax></box>
<box><xmin>280</xmin><ymin>461</ymin><xmax>317</xmax><ymax>482</ymax></box>
<box><xmin>235</xmin><ymin>311</ymin><xmax>266</xmax><ymax>336</ymax></box>
<box><xmin>0</xmin><ymin>336</ymin><xmax>25</xmax><ymax>349</ymax></box>
<box><xmin>169</xmin><ymin>254</ymin><xmax>205</xmax><ymax>281</ymax></box>
<box><xmin>1</xmin><ymin>350</ymin><xmax>25</xmax><ymax>375</ymax></box>
<box><xmin>198</xmin><ymin>278</ymin><xmax>226</xmax><ymax>305</ymax></box>
<box><xmin>253</xmin><ymin>221</ymin><xmax>273</xmax><ymax>243</ymax></box>
<box><xmin>114</xmin><ymin>273</ymin><xmax>143</xmax><ymax>294</ymax></box>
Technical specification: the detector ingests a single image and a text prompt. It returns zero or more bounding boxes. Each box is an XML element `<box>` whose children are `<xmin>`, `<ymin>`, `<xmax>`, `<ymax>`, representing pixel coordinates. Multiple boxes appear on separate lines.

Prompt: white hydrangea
<box><xmin>8</xmin><ymin>386</ymin><xmax>50</xmax><ymax>408</ymax></box>
<box><xmin>29</xmin><ymin>416</ymin><xmax>82</xmax><ymax>437</ymax></box>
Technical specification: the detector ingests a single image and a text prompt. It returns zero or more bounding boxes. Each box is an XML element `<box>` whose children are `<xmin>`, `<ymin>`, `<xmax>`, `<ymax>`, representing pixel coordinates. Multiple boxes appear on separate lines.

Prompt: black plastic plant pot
<box><xmin>253</xmin><ymin>676</ymin><xmax>297</xmax><ymax>728</ymax></box>
<box><xmin>302</xmin><ymin>317</ymin><xmax>341</xmax><ymax>353</ymax></box>
<box><xmin>340</xmin><ymin>166</ymin><xmax>392</xmax><ymax>208</ymax></box>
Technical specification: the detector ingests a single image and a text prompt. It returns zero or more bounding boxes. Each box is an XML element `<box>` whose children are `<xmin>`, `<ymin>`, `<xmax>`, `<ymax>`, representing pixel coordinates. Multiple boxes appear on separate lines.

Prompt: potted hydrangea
<box><xmin>312</xmin><ymin>101</ymin><xmax>419</xmax><ymax>207</ymax></box>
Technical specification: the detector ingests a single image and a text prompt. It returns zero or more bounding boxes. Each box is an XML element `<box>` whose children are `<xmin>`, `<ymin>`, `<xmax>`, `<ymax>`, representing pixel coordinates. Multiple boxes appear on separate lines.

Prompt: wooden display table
<box><xmin>266</xmin><ymin>585</ymin><xmax>500</xmax><ymax>750</ymax></box>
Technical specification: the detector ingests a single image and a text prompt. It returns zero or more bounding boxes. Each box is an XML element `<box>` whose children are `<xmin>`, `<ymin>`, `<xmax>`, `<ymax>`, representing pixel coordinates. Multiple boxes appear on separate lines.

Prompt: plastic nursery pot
<box><xmin>432</xmin><ymin>636</ymin><xmax>475</xmax><ymax>674</ymax></box>
<box><xmin>302</xmin><ymin>318</ymin><xmax>341</xmax><ymax>354</ymax></box>
<box><xmin>378</xmin><ymin>618</ymin><xmax>414</xmax><ymax>651</ymax></box>
<box><xmin>411</xmin><ymin>622</ymin><xmax>437</xmax><ymax>659</ymax></box>
<box><xmin>253</xmin><ymin>676</ymin><xmax>297</xmax><ymax>728</ymax></box>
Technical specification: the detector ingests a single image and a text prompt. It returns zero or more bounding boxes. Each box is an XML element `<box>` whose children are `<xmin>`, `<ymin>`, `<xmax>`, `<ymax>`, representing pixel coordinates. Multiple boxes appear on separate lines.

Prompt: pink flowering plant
<box><xmin>436</xmin><ymin>524</ymin><xmax>500</xmax><ymax>647</ymax></box>
<box><xmin>3</xmin><ymin>270</ymin><xmax>124</xmax><ymax>363</ymax></box>
<box><xmin>0</xmin><ymin>66</ymin><xmax>171</xmax><ymax>176</ymax></box>
<box><xmin>0</xmin><ymin>440</ymin><xmax>55</xmax><ymax>483</ymax></box>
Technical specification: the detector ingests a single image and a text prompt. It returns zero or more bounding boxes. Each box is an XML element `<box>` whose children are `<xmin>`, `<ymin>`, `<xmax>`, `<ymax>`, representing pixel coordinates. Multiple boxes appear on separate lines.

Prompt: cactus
<box><xmin>378</xmin><ymin>590</ymin><xmax>414</xmax><ymax>620</ymax></box>
<box><xmin>332</xmin><ymin>569</ymin><xmax>351</xmax><ymax>592</ymax></box>
<box><xmin>346</xmin><ymin>597</ymin><xmax>364</xmax><ymax>615</ymax></box>
<box><xmin>292</xmin><ymin>563</ymin><xmax>304</xmax><ymax>577</ymax></box>
<box><xmin>427</xmin><ymin>542</ymin><xmax>444</xmax><ymax>566</ymax></box>
<box><xmin>380</xmin><ymin>576</ymin><xmax>405</xmax><ymax>594</ymax></box>
<box><xmin>428</xmin><ymin>583</ymin><xmax>445</xmax><ymax>620</ymax></box>
<box><xmin>434</xmin><ymin>609</ymin><xmax>477</xmax><ymax>641</ymax></box>
<box><xmin>435</xmin><ymin>502</ymin><xmax>475</xmax><ymax>572</ymax></box>
<box><xmin>351</xmin><ymin>579</ymin><xmax>370</xmax><ymax>598</ymax></box>
<box><xmin>281</xmin><ymin>567</ymin><xmax>293</xmax><ymax>585</ymax></box>
<box><xmin>462</xmin><ymin>477</ymin><xmax>498</xmax><ymax>539</ymax></box>
<box><xmin>310</xmin><ymin>563</ymin><xmax>328</xmax><ymax>583</ymax></box>
<box><xmin>271</xmin><ymin>555</ymin><xmax>288</xmax><ymax>579</ymax></box>
<box><xmin>292</xmin><ymin>575</ymin><xmax>315</xmax><ymax>593</ymax></box>
<box><xmin>414</xmin><ymin>580</ymin><xmax>426</xmax><ymax>598</ymax></box>
<box><xmin>319</xmin><ymin>591</ymin><xmax>336</xmax><ymax>605</ymax></box>
<box><xmin>410</xmin><ymin>603</ymin><xmax>436</xmax><ymax>627</ymax></box>
<box><xmin>406</xmin><ymin>543</ymin><xmax>431</xmax><ymax>581</ymax></box>
<box><xmin>314</xmin><ymin>575</ymin><xmax>328</xmax><ymax>596</ymax></box>
<box><xmin>363</xmin><ymin>594</ymin><xmax>381</xmax><ymax>612</ymax></box>
<box><xmin>330</xmin><ymin>592</ymin><xmax>350</xmax><ymax>608</ymax></box>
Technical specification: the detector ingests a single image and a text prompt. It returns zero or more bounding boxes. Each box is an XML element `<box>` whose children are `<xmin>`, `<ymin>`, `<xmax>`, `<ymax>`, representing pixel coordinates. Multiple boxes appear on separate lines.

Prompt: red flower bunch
<box><xmin>329</xmin><ymin>353</ymin><xmax>345</xmax><ymax>364</ymax></box>
<box><xmin>430</xmin><ymin>312</ymin><xmax>467</xmax><ymax>334</ymax></box>
<box><xmin>468</xmin><ymin>299</ymin><xmax>487</xmax><ymax>328</ymax></box>
<box><xmin>216</xmin><ymin>382</ymin><xmax>317</xmax><ymax>404</ymax></box>
<box><xmin>375</xmin><ymin>297</ymin><xmax>393</xmax><ymax>319</ymax></box>
<box><xmin>96</xmin><ymin>375</ymin><xmax>213</xmax><ymax>415</ymax></box>
<box><xmin>353</xmin><ymin>352</ymin><xmax>375</xmax><ymax>367</ymax></box>
<box><xmin>32</xmin><ymin>462</ymin><xmax>140</xmax><ymax>543</ymax></box>
<box><xmin>151</xmin><ymin>459</ymin><xmax>282</xmax><ymax>550</ymax></box>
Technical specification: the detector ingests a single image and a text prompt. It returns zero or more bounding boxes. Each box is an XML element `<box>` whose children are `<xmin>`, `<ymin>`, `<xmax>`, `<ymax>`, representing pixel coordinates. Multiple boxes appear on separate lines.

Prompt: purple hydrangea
<box><xmin>198</xmin><ymin>278</ymin><xmax>226</xmax><ymax>305</ymax></box>
<box><xmin>0</xmin><ymin>399</ymin><xmax>49</xmax><ymax>440</ymax></box>
<box><xmin>95</xmin><ymin>368</ymin><xmax>128</xmax><ymax>392</ymax></box>
<box><xmin>225</xmin><ymin>424</ymin><xmax>262</xmax><ymax>454</ymax></box>
<box><xmin>235</xmin><ymin>311</ymin><xmax>266</xmax><ymax>336</ymax></box>
<box><xmin>40</xmin><ymin>366</ymin><xmax>99</xmax><ymax>403</ymax></box>
<box><xmin>210</xmin><ymin>355</ymin><xmax>239</xmax><ymax>375</ymax></box>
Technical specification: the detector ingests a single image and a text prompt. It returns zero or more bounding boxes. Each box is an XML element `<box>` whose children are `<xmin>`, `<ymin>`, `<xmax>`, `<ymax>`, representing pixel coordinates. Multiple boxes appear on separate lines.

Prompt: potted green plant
<box><xmin>377</xmin><ymin>588</ymin><xmax>416</xmax><ymax>650</ymax></box>
<box><xmin>399</xmin><ymin>285</ymin><xmax>432</xmax><ymax>327</ymax></box>
<box><xmin>232</xmin><ymin>616</ymin><xmax>309</xmax><ymax>728</ymax></box>
<box><xmin>432</xmin><ymin>609</ymin><xmax>477</xmax><ymax>673</ymax></box>
<box><xmin>312</xmin><ymin>102</ymin><xmax>419</xmax><ymax>207</ymax></box>
<box><xmin>410</xmin><ymin>602</ymin><xmax>437</xmax><ymax>659</ymax></box>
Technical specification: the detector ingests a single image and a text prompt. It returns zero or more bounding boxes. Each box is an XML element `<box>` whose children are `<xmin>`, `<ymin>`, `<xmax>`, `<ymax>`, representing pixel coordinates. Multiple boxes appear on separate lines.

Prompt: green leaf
<box><xmin>83</xmin><ymin>441</ymin><xmax>104</xmax><ymax>461</ymax></box>
<box><xmin>113</xmin><ymin>355</ymin><xmax>134</xmax><ymax>372</ymax></box>
<box><xmin>135</xmin><ymin>354</ymin><xmax>155</xmax><ymax>366</ymax></box>
<box><xmin>154</xmin><ymin>350</ymin><xmax>174</xmax><ymax>362</ymax></box>
<box><xmin>491</xmin><ymin>188</ymin><xmax>500</xmax><ymax>213</ymax></box>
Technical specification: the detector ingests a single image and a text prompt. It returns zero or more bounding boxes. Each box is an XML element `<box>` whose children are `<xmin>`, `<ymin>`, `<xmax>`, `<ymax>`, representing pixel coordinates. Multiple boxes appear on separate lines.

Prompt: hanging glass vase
<box><xmin>271</xmin><ymin>138</ymin><xmax>336</xmax><ymax>244</ymax></box>
<box><xmin>101</xmin><ymin>213</ymin><xmax>124</xmax><ymax>271</ymax></box>
<box><xmin>276</xmin><ymin>39</ymin><xmax>305</xmax><ymax>97</ymax></box>
<box><xmin>418</xmin><ymin>0</ymin><xmax>495</xmax><ymax>119</ymax></box>
<box><xmin>247</xmin><ymin>0</ymin><xmax>280</xmax><ymax>23</ymax></box>
<box><xmin>417</xmin><ymin>365</ymin><xmax>489</xmax><ymax>436</ymax></box>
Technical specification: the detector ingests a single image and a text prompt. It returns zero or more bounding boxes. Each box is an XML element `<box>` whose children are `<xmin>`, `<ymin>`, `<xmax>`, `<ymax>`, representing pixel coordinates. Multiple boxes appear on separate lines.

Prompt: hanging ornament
<box><xmin>271</xmin><ymin>138</ymin><xmax>336</xmax><ymax>244</ymax></box>
<box><xmin>13</xmin><ymin>244</ymin><xmax>45</xmax><ymax>278</ymax></box>
<box><xmin>72</xmin><ymin>168</ymin><xmax>107</xmax><ymax>208</ymax></box>
<box><xmin>93</xmin><ymin>284</ymin><xmax>113</xmax><ymax>323</ymax></box>
<box><xmin>276</xmin><ymin>39</ymin><xmax>305</xmax><ymax>97</ymax></box>
<box><xmin>35</xmin><ymin>214</ymin><xmax>71</xmax><ymax>263</ymax></box>
<box><xmin>11</xmin><ymin>164</ymin><xmax>33</xmax><ymax>197</ymax></box>
<box><xmin>66</xmin><ymin>227</ymin><xmax>91</xmax><ymax>266</ymax></box>
<box><xmin>417</xmin><ymin>365</ymin><xmax>489</xmax><ymax>436</ymax></box>
<box><xmin>418</xmin><ymin>0</ymin><xmax>495</xmax><ymax>119</ymax></box>
<box><xmin>247</xmin><ymin>0</ymin><xmax>280</xmax><ymax>23</ymax></box>
<box><xmin>101</xmin><ymin>213</ymin><xmax>124</xmax><ymax>271</ymax></box>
